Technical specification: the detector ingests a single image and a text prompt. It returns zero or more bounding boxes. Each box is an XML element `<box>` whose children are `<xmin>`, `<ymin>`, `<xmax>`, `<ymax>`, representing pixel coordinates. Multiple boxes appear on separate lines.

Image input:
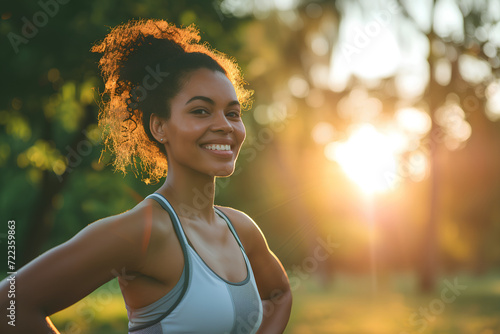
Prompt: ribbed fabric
<box><xmin>127</xmin><ymin>193</ymin><xmax>263</xmax><ymax>334</ymax></box>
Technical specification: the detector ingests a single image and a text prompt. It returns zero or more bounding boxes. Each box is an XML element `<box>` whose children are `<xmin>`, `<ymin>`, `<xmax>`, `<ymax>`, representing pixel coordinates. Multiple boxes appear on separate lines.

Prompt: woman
<box><xmin>0</xmin><ymin>19</ymin><xmax>292</xmax><ymax>333</ymax></box>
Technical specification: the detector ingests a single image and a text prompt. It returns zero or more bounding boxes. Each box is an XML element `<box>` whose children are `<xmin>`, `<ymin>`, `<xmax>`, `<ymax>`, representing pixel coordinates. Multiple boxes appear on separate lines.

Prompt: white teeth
<box><xmin>204</xmin><ymin>144</ymin><xmax>231</xmax><ymax>151</ymax></box>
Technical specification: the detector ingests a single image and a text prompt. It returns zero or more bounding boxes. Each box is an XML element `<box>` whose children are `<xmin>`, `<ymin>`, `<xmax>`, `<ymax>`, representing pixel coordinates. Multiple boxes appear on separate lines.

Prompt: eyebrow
<box><xmin>185</xmin><ymin>96</ymin><xmax>240</xmax><ymax>108</ymax></box>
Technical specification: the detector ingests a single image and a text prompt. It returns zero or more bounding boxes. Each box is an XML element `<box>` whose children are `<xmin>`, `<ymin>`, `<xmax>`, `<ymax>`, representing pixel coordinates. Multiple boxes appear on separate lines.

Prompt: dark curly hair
<box><xmin>91</xmin><ymin>19</ymin><xmax>253</xmax><ymax>184</ymax></box>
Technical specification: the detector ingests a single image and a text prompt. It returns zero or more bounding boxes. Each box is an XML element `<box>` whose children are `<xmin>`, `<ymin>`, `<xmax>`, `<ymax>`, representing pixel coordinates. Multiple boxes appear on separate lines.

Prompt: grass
<box><xmin>51</xmin><ymin>271</ymin><xmax>500</xmax><ymax>333</ymax></box>
<box><xmin>287</xmin><ymin>272</ymin><xmax>500</xmax><ymax>334</ymax></box>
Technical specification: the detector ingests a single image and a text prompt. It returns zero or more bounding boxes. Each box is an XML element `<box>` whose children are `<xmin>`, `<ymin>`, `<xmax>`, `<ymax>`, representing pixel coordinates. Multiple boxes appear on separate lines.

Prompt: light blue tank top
<box><xmin>126</xmin><ymin>193</ymin><xmax>263</xmax><ymax>334</ymax></box>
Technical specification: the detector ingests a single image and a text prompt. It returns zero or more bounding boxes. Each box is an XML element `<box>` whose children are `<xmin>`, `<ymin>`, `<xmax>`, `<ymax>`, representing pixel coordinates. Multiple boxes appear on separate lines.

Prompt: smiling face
<box><xmin>162</xmin><ymin>68</ymin><xmax>246</xmax><ymax>177</ymax></box>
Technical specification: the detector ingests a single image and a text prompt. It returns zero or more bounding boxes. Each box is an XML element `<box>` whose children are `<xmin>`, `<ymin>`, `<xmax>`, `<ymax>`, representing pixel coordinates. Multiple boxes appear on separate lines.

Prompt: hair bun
<box><xmin>119</xmin><ymin>35</ymin><xmax>186</xmax><ymax>87</ymax></box>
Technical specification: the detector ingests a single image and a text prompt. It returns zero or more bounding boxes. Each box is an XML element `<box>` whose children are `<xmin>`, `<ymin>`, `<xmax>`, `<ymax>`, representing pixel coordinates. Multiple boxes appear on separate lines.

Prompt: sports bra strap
<box><xmin>214</xmin><ymin>207</ymin><xmax>246</xmax><ymax>252</ymax></box>
<box><xmin>145</xmin><ymin>193</ymin><xmax>189</xmax><ymax>245</ymax></box>
<box><xmin>147</xmin><ymin>193</ymin><xmax>246</xmax><ymax>253</ymax></box>
<box><xmin>133</xmin><ymin>193</ymin><xmax>191</xmax><ymax>332</ymax></box>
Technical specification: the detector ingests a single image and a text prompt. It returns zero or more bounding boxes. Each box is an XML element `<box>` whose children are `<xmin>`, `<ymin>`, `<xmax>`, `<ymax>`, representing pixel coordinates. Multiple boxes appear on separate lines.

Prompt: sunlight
<box><xmin>395</xmin><ymin>107</ymin><xmax>432</xmax><ymax>136</ymax></box>
<box><xmin>329</xmin><ymin>0</ymin><xmax>402</xmax><ymax>91</ymax></box>
<box><xmin>325</xmin><ymin>124</ymin><xmax>402</xmax><ymax>194</ymax></box>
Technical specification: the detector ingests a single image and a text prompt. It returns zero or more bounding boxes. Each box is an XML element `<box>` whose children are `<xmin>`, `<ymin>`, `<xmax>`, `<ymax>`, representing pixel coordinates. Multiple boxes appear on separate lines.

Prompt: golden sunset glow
<box><xmin>5</xmin><ymin>0</ymin><xmax>500</xmax><ymax>332</ymax></box>
<box><xmin>325</xmin><ymin>123</ymin><xmax>403</xmax><ymax>194</ymax></box>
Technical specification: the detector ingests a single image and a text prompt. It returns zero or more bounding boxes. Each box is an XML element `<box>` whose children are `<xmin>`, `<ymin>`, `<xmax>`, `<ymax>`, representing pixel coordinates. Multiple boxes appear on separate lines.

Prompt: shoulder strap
<box><xmin>128</xmin><ymin>193</ymin><xmax>191</xmax><ymax>332</ymax></box>
<box><xmin>214</xmin><ymin>207</ymin><xmax>246</xmax><ymax>252</ymax></box>
<box><xmin>145</xmin><ymin>193</ymin><xmax>189</xmax><ymax>246</ymax></box>
<box><xmin>147</xmin><ymin>194</ymin><xmax>246</xmax><ymax>254</ymax></box>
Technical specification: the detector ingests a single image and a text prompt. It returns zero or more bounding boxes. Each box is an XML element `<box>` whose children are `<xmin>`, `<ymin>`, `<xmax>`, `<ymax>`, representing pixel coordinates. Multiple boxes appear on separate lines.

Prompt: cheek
<box><xmin>167</xmin><ymin>119</ymin><xmax>203</xmax><ymax>145</ymax></box>
<box><xmin>235</xmin><ymin>123</ymin><xmax>246</xmax><ymax>144</ymax></box>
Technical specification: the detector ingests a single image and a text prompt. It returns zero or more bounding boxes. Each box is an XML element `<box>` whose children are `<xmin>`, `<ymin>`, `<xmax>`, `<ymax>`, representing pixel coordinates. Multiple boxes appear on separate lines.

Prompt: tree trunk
<box><xmin>419</xmin><ymin>26</ymin><xmax>440</xmax><ymax>292</ymax></box>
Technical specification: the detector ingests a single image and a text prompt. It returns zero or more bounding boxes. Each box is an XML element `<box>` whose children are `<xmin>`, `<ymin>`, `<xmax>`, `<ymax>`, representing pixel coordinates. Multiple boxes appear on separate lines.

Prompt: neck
<box><xmin>156</xmin><ymin>167</ymin><xmax>217</xmax><ymax>224</ymax></box>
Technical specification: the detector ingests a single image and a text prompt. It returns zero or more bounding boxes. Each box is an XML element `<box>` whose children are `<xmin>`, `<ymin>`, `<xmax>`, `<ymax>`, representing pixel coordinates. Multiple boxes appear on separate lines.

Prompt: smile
<box><xmin>202</xmin><ymin>144</ymin><xmax>232</xmax><ymax>151</ymax></box>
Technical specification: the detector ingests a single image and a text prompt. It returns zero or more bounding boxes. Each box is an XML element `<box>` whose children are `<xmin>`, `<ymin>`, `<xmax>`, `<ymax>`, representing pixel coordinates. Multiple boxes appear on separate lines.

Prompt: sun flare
<box><xmin>325</xmin><ymin>124</ymin><xmax>403</xmax><ymax>194</ymax></box>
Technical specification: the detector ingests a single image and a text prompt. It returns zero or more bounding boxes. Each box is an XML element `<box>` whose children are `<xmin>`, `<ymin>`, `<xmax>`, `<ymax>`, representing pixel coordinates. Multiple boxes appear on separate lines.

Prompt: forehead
<box><xmin>175</xmin><ymin>68</ymin><xmax>238</xmax><ymax>103</ymax></box>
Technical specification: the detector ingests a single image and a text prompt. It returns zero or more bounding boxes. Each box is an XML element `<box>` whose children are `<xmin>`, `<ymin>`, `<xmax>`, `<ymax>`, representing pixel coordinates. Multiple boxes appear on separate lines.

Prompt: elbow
<box><xmin>286</xmin><ymin>287</ymin><xmax>293</xmax><ymax>306</ymax></box>
<box><xmin>276</xmin><ymin>281</ymin><xmax>292</xmax><ymax>312</ymax></box>
<box><xmin>280</xmin><ymin>288</ymin><xmax>292</xmax><ymax>316</ymax></box>
<box><xmin>264</xmin><ymin>286</ymin><xmax>293</xmax><ymax>316</ymax></box>
<box><xmin>0</xmin><ymin>276</ymin><xmax>50</xmax><ymax>332</ymax></box>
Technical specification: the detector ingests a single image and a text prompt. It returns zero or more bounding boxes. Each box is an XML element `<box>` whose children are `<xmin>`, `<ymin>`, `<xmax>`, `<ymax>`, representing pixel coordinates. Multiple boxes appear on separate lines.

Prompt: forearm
<box><xmin>257</xmin><ymin>289</ymin><xmax>292</xmax><ymax>334</ymax></box>
<box><xmin>0</xmin><ymin>276</ymin><xmax>59</xmax><ymax>333</ymax></box>
<box><xmin>20</xmin><ymin>314</ymin><xmax>59</xmax><ymax>334</ymax></box>
<box><xmin>0</xmin><ymin>307</ymin><xmax>59</xmax><ymax>334</ymax></box>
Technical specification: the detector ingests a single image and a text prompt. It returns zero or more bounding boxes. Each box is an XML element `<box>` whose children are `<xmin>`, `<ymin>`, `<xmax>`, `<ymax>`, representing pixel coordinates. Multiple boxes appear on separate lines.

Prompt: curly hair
<box><xmin>91</xmin><ymin>19</ymin><xmax>253</xmax><ymax>184</ymax></box>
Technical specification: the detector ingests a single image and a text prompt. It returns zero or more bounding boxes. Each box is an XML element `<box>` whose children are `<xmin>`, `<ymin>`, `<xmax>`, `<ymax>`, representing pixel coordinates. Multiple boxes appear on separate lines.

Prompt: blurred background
<box><xmin>1</xmin><ymin>0</ymin><xmax>500</xmax><ymax>333</ymax></box>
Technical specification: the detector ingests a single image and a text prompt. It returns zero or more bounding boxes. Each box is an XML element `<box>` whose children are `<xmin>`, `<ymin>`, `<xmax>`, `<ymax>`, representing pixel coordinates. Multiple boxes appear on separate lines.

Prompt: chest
<box><xmin>121</xmin><ymin>218</ymin><xmax>248</xmax><ymax>309</ymax></box>
<box><xmin>182</xmin><ymin>220</ymin><xmax>248</xmax><ymax>283</ymax></box>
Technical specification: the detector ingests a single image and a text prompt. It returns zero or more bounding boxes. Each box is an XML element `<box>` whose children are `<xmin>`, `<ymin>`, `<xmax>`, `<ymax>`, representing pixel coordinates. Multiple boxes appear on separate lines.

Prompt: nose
<box><xmin>210</xmin><ymin>111</ymin><xmax>233</xmax><ymax>133</ymax></box>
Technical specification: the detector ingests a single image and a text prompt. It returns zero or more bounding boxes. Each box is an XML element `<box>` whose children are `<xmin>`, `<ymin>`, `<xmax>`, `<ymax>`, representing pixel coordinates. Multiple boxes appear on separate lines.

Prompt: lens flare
<box><xmin>326</xmin><ymin>124</ymin><xmax>403</xmax><ymax>194</ymax></box>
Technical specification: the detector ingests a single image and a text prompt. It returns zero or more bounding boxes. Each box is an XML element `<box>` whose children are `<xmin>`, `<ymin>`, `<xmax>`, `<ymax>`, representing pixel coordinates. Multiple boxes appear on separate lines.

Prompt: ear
<box><xmin>150</xmin><ymin>113</ymin><xmax>168</xmax><ymax>143</ymax></box>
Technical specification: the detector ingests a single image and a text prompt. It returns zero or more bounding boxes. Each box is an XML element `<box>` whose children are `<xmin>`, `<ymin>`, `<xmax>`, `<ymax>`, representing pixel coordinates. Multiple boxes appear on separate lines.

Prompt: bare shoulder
<box><xmin>216</xmin><ymin>206</ymin><xmax>260</xmax><ymax>232</ymax></box>
<box><xmin>0</xmin><ymin>197</ymin><xmax>175</xmax><ymax>317</ymax></box>
<box><xmin>216</xmin><ymin>206</ymin><xmax>268</xmax><ymax>255</ymax></box>
<box><xmin>90</xmin><ymin>196</ymin><xmax>175</xmax><ymax>253</ymax></box>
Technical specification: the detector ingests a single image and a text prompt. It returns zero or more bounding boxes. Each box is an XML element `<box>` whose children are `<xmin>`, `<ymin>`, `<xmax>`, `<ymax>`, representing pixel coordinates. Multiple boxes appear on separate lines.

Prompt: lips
<box><xmin>200</xmin><ymin>140</ymin><xmax>235</xmax><ymax>157</ymax></box>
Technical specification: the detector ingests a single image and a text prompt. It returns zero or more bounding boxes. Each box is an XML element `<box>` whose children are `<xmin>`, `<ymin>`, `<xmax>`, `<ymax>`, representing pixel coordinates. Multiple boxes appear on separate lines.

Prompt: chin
<box><xmin>210</xmin><ymin>164</ymin><xmax>235</xmax><ymax>177</ymax></box>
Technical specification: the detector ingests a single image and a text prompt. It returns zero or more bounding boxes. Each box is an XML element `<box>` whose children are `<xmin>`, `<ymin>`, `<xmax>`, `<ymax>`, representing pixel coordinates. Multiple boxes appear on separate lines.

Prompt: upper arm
<box><xmin>1</xmin><ymin>207</ymin><xmax>150</xmax><ymax>316</ymax></box>
<box><xmin>218</xmin><ymin>207</ymin><xmax>290</xmax><ymax>300</ymax></box>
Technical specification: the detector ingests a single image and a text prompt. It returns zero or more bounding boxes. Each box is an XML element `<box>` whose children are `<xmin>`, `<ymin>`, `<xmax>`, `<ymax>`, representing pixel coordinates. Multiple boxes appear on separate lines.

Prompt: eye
<box><xmin>227</xmin><ymin>110</ymin><xmax>241</xmax><ymax>118</ymax></box>
<box><xmin>190</xmin><ymin>108</ymin><xmax>209</xmax><ymax>115</ymax></box>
